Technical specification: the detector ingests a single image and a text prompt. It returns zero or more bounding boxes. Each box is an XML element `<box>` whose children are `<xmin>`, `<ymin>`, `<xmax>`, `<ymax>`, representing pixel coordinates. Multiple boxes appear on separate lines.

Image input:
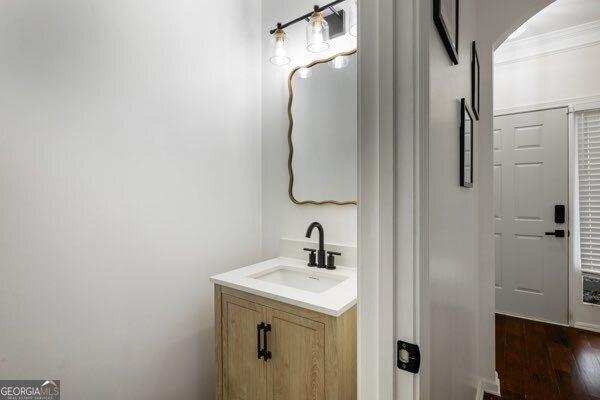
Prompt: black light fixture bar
<box><xmin>269</xmin><ymin>0</ymin><xmax>346</xmax><ymax>35</ymax></box>
<box><xmin>328</xmin><ymin>6</ymin><xmax>342</xmax><ymax>17</ymax></box>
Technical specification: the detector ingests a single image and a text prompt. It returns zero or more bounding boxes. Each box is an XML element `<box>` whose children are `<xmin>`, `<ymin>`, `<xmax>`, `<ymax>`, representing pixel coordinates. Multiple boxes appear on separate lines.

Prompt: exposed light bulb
<box><xmin>330</xmin><ymin>55</ymin><xmax>349</xmax><ymax>69</ymax></box>
<box><xmin>306</xmin><ymin>8</ymin><xmax>330</xmax><ymax>53</ymax></box>
<box><xmin>349</xmin><ymin>0</ymin><xmax>358</xmax><ymax>37</ymax></box>
<box><xmin>270</xmin><ymin>25</ymin><xmax>291</xmax><ymax>66</ymax></box>
<box><xmin>298</xmin><ymin>67</ymin><xmax>313</xmax><ymax>79</ymax></box>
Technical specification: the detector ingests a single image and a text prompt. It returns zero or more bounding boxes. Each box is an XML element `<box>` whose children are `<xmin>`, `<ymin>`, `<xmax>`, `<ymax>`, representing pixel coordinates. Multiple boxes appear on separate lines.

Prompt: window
<box><xmin>583</xmin><ymin>275</ymin><xmax>600</xmax><ymax>305</ymax></box>
<box><xmin>577</xmin><ymin>109</ymin><xmax>600</xmax><ymax>305</ymax></box>
<box><xmin>578</xmin><ymin>110</ymin><xmax>600</xmax><ymax>273</ymax></box>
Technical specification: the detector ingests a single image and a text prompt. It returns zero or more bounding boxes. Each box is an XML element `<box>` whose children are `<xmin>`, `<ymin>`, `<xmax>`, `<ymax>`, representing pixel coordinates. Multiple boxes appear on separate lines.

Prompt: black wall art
<box><xmin>460</xmin><ymin>98</ymin><xmax>474</xmax><ymax>188</ymax></box>
<box><xmin>434</xmin><ymin>0</ymin><xmax>459</xmax><ymax>64</ymax></box>
<box><xmin>471</xmin><ymin>41</ymin><xmax>480</xmax><ymax>120</ymax></box>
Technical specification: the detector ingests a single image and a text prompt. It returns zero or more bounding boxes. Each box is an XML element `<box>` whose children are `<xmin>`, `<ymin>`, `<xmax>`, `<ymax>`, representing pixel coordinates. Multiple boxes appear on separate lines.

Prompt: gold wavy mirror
<box><xmin>287</xmin><ymin>49</ymin><xmax>358</xmax><ymax>206</ymax></box>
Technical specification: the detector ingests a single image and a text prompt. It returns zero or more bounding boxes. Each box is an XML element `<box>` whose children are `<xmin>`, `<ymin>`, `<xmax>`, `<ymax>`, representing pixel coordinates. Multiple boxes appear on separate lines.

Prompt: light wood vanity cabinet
<box><xmin>214</xmin><ymin>285</ymin><xmax>356</xmax><ymax>400</ymax></box>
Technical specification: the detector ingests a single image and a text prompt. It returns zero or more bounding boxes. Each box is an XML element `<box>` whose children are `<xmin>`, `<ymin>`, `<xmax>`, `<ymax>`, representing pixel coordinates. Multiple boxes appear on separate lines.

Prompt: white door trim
<box><xmin>358</xmin><ymin>0</ymin><xmax>427</xmax><ymax>398</ymax></box>
<box><xmin>357</xmin><ymin>0</ymin><xmax>395</xmax><ymax>397</ymax></box>
<box><xmin>568</xmin><ymin>108</ymin><xmax>577</xmax><ymax>329</ymax></box>
<box><xmin>416</xmin><ymin>0</ymin><xmax>431</xmax><ymax>399</ymax></box>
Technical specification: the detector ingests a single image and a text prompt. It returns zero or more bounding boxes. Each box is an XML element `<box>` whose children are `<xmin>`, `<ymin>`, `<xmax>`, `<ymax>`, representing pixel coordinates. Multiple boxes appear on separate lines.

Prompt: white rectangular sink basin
<box><xmin>251</xmin><ymin>266</ymin><xmax>347</xmax><ymax>294</ymax></box>
<box><xmin>210</xmin><ymin>257</ymin><xmax>357</xmax><ymax>316</ymax></box>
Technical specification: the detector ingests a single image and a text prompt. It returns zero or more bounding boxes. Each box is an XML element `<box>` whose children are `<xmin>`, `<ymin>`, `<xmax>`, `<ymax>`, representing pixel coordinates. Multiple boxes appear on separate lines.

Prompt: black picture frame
<box><xmin>434</xmin><ymin>0</ymin><xmax>459</xmax><ymax>64</ymax></box>
<box><xmin>471</xmin><ymin>41</ymin><xmax>480</xmax><ymax>120</ymax></box>
<box><xmin>460</xmin><ymin>98</ymin><xmax>474</xmax><ymax>188</ymax></box>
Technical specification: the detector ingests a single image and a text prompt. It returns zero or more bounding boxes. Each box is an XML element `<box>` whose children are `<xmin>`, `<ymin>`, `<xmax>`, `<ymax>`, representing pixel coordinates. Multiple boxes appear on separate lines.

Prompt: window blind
<box><xmin>578</xmin><ymin>109</ymin><xmax>600</xmax><ymax>272</ymax></box>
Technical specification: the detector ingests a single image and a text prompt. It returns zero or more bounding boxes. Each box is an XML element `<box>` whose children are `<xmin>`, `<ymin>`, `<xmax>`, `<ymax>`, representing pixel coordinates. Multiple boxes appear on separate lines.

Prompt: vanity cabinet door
<box><xmin>266</xmin><ymin>309</ymin><xmax>325</xmax><ymax>400</ymax></box>
<box><xmin>221</xmin><ymin>294</ymin><xmax>267</xmax><ymax>400</ymax></box>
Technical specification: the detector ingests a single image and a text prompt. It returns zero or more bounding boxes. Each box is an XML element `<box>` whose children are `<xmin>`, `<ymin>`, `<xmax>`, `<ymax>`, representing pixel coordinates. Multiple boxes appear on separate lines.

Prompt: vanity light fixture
<box><xmin>330</xmin><ymin>55</ymin><xmax>349</xmax><ymax>69</ymax></box>
<box><xmin>298</xmin><ymin>67</ymin><xmax>313</xmax><ymax>79</ymax></box>
<box><xmin>349</xmin><ymin>0</ymin><xmax>358</xmax><ymax>37</ymax></box>
<box><xmin>306</xmin><ymin>6</ymin><xmax>330</xmax><ymax>53</ymax></box>
<box><xmin>270</xmin><ymin>23</ymin><xmax>291</xmax><ymax>66</ymax></box>
<box><xmin>268</xmin><ymin>0</ymin><xmax>349</xmax><ymax>60</ymax></box>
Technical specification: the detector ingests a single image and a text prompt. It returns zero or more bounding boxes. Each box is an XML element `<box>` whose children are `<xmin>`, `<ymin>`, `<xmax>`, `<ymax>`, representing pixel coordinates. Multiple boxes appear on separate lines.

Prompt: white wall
<box><xmin>427</xmin><ymin>1</ymin><xmax>482</xmax><ymax>397</ymax></box>
<box><xmin>495</xmin><ymin>43</ymin><xmax>600</xmax><ymax>110</ymax></box>
<box><xmin>261</xmin><ymin>0</ymin><xmax>358</xmax><ymax>257</ymax></box>
<box><xmin>494</xmin><ymin>35</ymin><xmax>600</xmax><ymax>331</ymax></box>
<box><xmin>0</xmin><ymin>1</ymin><xmax>262</xmax><ymax>398</ymax></box>
<box><xmin>425</xmin><ymin>0</ymin><xmax>554</xmax><ymax>397</ymax></box>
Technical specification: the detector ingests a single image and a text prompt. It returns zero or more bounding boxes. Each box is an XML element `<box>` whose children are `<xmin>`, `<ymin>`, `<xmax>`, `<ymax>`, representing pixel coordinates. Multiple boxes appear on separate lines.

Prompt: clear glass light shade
<box><xmin>306</xmin><ymin>11</ymin><xmax>330</xmax><ymax>53</ymax></box>
<box><xmin>349</xmin><ymin>0</ymin><xmax>358</xmax><ymax>37</ymax></box>
<box><xmin>298</xmin><ymin>67</ymin><xmax>313</xmax><ymax>79</ymax></box>
<box><xmin>330</xmin><ymin>55</ymin><xmax>349</xmax><ymax>69</ymax></box>
<box><xmin>270</xmin><ymin>29</ymin><xmax>291</xmax><ymax>66</ymax></box>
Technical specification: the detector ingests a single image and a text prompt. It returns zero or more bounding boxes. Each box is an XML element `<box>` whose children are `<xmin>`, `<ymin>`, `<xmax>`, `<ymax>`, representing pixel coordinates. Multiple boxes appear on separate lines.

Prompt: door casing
<box><xmin>357</xmin><ymin>0</ymin><xmax>427</xmax><ymax>399</ymax></box>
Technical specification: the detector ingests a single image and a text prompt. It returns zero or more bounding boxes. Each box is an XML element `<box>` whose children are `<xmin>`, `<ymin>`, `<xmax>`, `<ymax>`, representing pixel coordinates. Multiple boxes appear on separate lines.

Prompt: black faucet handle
<box><xmin>303</xmin><ymin>248</ymin><xmax>318</xmax><ymax>267</ymax></box>
<box><xmin>326</xmin><ymin>251</ymin><xmax>341</xmax><ymax>270</ymax></box>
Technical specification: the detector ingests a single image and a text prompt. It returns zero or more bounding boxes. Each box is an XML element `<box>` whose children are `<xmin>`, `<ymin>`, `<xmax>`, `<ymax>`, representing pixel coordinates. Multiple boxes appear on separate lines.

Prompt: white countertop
<box><xmin>210</xmin><ymin>257</ymin><xmax>357</xmax><ymax>317</ymax></box>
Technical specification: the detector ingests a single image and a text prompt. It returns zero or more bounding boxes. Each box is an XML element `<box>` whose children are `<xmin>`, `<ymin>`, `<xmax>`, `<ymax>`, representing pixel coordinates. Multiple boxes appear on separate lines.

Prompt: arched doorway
<box><xmin>489</xmin><ymin>1</ymin><xmax>600</xmax><ymax>398</ymax></box>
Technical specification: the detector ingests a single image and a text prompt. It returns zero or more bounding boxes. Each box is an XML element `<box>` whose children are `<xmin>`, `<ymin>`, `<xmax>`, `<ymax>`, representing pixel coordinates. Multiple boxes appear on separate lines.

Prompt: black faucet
<box><xmin>305</xmin><ymin>222</ymin><xmax>326</xmax><ymax>268</ymax></box>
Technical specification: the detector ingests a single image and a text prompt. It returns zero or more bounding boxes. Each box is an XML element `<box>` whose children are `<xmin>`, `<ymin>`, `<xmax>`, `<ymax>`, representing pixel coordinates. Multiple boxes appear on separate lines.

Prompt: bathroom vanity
<box><xmin>211</xmin><ymin>257</ymin><xmax>357</xmax><ymax>400</ymax></box>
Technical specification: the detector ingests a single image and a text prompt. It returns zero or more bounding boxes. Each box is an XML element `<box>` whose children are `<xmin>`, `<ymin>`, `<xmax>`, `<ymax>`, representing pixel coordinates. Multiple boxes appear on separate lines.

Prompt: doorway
<box><xmin>493</xmin><ymin>108</ymin><xmax>569</xmax><ymax>324</ymax></box>
<box><xmin>491</xmin><ymin>0</ymin><xmax>600</xmax><ymax>397</ymax></box>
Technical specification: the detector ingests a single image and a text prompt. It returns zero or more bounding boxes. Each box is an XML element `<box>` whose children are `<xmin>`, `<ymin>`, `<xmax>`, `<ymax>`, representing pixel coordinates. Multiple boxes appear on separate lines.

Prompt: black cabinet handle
<box><xmin>257</xmin><ymin>323</ymin><xmax>265</xmax><ymax>359</ymax></box>
<box><xmin>545</xmin><ymin>230</ymin><xmax>565</xmax><ymax>238</ymax></box>
<box><xmin>262</xmin><ymin>324</ymin><xmax>272</xmax><ymax>362</ymax></box>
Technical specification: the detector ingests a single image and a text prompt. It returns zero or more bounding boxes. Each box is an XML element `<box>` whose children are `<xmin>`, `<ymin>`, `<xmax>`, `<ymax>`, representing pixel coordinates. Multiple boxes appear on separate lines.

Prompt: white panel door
<box><xmin>494</xmin><ymin>108</ymin><xmax>568</xmax><ymax>324</ymax></box>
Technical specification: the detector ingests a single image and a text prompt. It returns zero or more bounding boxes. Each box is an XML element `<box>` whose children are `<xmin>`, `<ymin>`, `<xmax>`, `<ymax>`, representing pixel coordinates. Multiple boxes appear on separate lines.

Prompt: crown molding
<box><xmin>495</xmin><ymin>19</ymin><xmax>600</xmax><ymax>66</ymax></box>
<box><xmin>494</xmin><ymin>93</ymin><xmax>600</xmax><ymax>116</ymax></box>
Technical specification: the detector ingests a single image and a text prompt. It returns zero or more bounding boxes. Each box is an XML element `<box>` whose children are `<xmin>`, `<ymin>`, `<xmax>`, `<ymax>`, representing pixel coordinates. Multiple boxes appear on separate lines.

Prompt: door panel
<box><xmin>494</xmin><ymin>165</ymin><xmax>503</xmax><ymax>218</ymax></box>
<box><xmin>221</xmin><ymin>294</ymin><xmax>267</xmax><ymax>400</ymax></box>
<box><xmin>514</xmin><ymin>234</ymin><xmax>543</xmax><ymax>293</ymax></box>
<box><xmin>494</xmin><ymin>108</ymin><xmax>568</xmax><ymax>324</ymax></box>
<box><xmin>514</xmin><ymin>162</ymin><xmax>543</xmax><ymax>219</ymax></box>
<box><xmin>266</xmin><ymin>309</ymin><xmax>325</xmax><ymax>400</ymax></box>
<box><xmin>495</xmin><ymin>233</ymin><xmax>503</xmax><ymax>288</ymax></box>
<box><xmin>514</xmin><ymin>124</ymin><xmax>543</xmax><ymax>149</ymax></box>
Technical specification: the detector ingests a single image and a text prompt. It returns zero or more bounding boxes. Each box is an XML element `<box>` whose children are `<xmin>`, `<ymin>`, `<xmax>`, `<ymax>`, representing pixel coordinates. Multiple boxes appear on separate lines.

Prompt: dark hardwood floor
<box><xmin>483</xmin><ymin>314</ymin><xmax>600</xmax><ymax>400</ymax></box>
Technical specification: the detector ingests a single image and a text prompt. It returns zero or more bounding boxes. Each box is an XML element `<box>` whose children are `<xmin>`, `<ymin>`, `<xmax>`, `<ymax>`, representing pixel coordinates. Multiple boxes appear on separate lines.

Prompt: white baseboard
<box><xmin>496</xmin><ymin>311</ymin><xmax>600</xmax><ymax>334</ymax></box>
<box><xmin>574</xmin><ymin>321</ymin><xmax>600</xmax><ymax>333</ymax></box>
<box><xmin>476</xmin><ymin>372</ymin><xmax>501</xmax><ymax>399</ymax></box>
<box><xmin>475</xmin><ymin>382</ymin><xmax>484</xmax><ymax>400</ymax></box>
<box><xmin>495</xmin><ymin>311</ymin><xmax>569</xmax><ymax>327</ymax></box>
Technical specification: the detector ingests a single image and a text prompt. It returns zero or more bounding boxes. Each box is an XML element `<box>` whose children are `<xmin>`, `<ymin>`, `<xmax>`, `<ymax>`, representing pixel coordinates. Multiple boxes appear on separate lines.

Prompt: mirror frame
<box><xmin>287</xmin><ymin>48</ymin><xmax>358</xmax><ymax>206</ymax></box>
